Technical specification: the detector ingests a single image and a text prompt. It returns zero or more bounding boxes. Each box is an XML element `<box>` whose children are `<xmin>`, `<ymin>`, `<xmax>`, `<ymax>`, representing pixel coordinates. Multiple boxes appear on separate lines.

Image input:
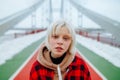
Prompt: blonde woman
<box><xmin>30</xmin><ymin>20</ymin><xmax>91</xmax><ymax>80</ymax></box>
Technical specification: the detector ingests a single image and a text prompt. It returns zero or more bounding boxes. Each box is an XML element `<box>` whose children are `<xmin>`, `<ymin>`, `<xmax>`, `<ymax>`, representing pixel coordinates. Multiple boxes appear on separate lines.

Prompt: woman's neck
<box><xmin>50</xmin><ymin>52</ymin><xmax>66</xmax><ymax>64</ymax></box>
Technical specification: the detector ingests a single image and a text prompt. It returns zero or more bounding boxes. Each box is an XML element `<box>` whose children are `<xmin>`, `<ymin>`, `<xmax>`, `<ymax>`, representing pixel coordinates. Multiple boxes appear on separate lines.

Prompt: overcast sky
<box><xmin>0</xmin><ymin>0</ymin><xmax>120</xmax><ymax>30</ymax></box>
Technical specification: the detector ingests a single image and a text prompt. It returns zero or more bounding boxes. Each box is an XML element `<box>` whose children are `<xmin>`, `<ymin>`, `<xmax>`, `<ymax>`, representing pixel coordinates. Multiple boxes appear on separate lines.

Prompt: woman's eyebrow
<box><xmin>64</xmin><ymin>35</ymin><xmax>70</xmax><ymax>37</ymax></box>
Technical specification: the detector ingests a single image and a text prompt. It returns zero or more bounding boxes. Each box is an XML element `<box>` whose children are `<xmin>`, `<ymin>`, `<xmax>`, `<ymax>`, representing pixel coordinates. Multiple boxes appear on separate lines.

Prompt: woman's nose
<box><xmin>57</xmin><ymin>38</ymin><xmax>63</xmax><ymax>45</ymax></box>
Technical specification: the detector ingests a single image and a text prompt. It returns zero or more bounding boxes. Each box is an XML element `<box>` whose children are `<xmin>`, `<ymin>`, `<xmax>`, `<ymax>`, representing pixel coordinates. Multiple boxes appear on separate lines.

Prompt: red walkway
<box><xmin>13</xmin><ymin>50</ymin><xmax>103</xmax><ymax>80</ymax></box>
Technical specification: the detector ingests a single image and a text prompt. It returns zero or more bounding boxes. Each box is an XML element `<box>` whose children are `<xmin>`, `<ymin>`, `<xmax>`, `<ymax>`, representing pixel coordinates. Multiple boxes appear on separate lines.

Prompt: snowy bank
<box><xmin>77</xmin><ymin>35</ymin><xmax>120</xmax><ymax>68</ymax></box>
<box><xmin>0</xmin><ymin>31</ymin><xmax>46</xmax><ymax>65</ymax></box>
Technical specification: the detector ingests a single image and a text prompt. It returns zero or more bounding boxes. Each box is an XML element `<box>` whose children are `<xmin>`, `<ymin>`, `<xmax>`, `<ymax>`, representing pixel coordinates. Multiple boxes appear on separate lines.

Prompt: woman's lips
<box><xmin>55</xmin><ymin>47</ymin><xmax>63</xmax><ymax>52</ymax></box>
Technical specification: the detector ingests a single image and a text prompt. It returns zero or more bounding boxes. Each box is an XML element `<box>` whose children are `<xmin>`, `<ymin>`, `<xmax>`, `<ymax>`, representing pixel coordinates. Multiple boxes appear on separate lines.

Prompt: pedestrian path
<box><xmin>12</xmin><ymin>47</ymin><xmax>103</xmax><ymax>80</ymax></box>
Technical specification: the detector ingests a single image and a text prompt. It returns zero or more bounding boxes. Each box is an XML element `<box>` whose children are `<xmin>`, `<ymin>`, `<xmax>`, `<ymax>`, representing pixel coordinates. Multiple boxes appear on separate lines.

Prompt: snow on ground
<box><xmin>0</xmin><ymin>31</ymin><xmax>46</xmax><ymax>65</ymax></box>
<box><xmin>0</xmin><ymin>32</ymin><xmax>120</xmax><ymax>68</ymax></box>
<box><xmin>76</xmin><ymin>34</ymin><xmax>120</xmax><ymax>68</ymax></box>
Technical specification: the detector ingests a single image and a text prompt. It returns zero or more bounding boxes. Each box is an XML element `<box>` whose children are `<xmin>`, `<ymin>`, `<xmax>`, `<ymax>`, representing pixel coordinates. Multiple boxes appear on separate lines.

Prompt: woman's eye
<box><xmin>52</xmin><ymin>35</ymin><xmax>58</xmax><ymax>39</ymax></box>
<box><xmin>63</xmin><ymin>37</ymin><xmax>69</xmax><ymax>40</ymax></box>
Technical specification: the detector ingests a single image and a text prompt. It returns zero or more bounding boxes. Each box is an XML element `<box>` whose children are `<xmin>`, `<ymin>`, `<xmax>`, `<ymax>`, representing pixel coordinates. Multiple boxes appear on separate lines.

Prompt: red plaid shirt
<box><xmin>30</xmin><ymin>55</ymin><xmax>91</xmax><ymax>80</ymax></box>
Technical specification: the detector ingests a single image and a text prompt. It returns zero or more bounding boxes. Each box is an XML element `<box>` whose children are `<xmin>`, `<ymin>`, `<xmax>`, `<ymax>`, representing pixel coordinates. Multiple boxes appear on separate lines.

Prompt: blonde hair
<box><xmin>45</xmin><ymin>20</ymin><xmax>76</xmax><ymax>54</ymax></box>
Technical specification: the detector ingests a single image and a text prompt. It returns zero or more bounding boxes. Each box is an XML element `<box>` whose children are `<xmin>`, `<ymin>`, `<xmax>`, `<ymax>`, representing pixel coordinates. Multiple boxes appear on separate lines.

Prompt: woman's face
<box><xmin>49</xmin><ymin>27</ymin><xmax>72</xmax><ymax>58</ymax></box>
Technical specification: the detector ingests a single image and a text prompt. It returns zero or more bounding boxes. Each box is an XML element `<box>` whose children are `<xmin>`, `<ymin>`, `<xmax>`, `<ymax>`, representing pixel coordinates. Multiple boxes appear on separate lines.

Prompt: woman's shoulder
<box><xmin>31</xmin><ymin>60</ymin><xmax>44</xmax><ymax>70</ymax></box>
<box><xmin>68</xmin><ymin>54</ymin><xmax>91</xmax><ymax>80</ymax></box>
<box><xmin>70</xmin><ymin>54</ymin><xmax>88</xmax><ymax>69</ymax></box>
<box><xmin>32</xmin><ymin>60</ymin><xmax>40</xmax><ymax>66</ymax></box>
